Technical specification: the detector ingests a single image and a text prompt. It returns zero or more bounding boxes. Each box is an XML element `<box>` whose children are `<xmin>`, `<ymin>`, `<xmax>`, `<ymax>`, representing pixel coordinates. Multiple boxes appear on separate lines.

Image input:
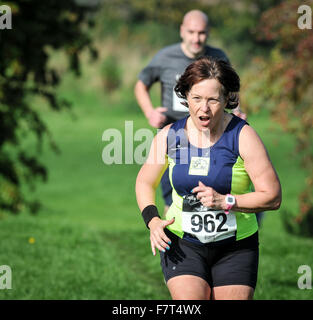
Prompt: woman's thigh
<box><xmin>211</xmin><ymin>234</ymin><xmax>259</xmax><ymax>292</ymax></box>
<box><xmin>212</xmin><ymin>285</ymin><xmax>254</xmax><ymax>300</ymax></box>
<box><xmin>167</xmin><ymin>275</ymin><xmax>211</xmax><ymax>300</ymax></box>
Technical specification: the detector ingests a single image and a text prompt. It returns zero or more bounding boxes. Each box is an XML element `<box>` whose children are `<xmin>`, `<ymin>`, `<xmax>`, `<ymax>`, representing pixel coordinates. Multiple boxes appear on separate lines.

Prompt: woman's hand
<box><xmin>192</xmin><ymin>181</ymin><xmax>226</xmax><ymax>210</ymax></box>
<box><xmin>148</xmin><ymin>217</ymin><xmax>175</xmax><ymax>256</ymax></box>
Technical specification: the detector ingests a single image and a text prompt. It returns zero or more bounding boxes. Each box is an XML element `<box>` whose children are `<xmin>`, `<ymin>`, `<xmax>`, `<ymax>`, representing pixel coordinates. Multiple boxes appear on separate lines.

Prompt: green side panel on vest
<box><xmin>166</xmin><ymin>156</ymin><xmax>185</xmax><ymax>238</ymax></box>
<box><xmin>231</xmin><ymin>156</ymin><xmax>258</xmax><ymax>240</ymax></box>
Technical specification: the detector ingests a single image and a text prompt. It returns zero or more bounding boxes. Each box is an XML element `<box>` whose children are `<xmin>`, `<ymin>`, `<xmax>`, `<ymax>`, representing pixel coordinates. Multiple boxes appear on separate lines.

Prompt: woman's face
<box><xmin>187</xmin><ymin>78</ymin><xmax>227</xmax><ymax>132</ymax></box>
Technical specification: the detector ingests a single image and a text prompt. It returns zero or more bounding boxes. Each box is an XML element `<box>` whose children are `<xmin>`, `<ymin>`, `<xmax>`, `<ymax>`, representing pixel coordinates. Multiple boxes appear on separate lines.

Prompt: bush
<box><xmin>100</xmin><ymin>55</ymin><xmax>122</xmax><ymax>92</ymax></box>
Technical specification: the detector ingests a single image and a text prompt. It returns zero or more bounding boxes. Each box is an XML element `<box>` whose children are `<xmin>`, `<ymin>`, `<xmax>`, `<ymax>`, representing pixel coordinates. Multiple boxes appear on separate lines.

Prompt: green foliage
<box><xmin>98</xmin><ymin>17</ymin><xmax>178</xmax><ymax>53</ymax></box>
<box><xmin>282</xmin><ymin>208</ymin><xmax>313</xmax><ymax>238</ymax></box>
<box><xmin>0</xmin><ymin>0</ymin><xmax>97</xmax><ymax>213</ymax></box>
<box><xmin>100</xmin><ymin>55</ymin><xmax>122</xmax><ymax>92</ymax></box>
<box><xmin>101</xmin><ymin>0</ymin><xmax>202</xmax><ymax>26</ymax></box>
<box><xmin>98</xmin><ymin>0</ymin><xmax>284</xmax><ymax>68</ymax></box>
<box><xmin>243</xmin><ymin>0</ymin><xmax>313</xmax><ymax>236</ymax></box>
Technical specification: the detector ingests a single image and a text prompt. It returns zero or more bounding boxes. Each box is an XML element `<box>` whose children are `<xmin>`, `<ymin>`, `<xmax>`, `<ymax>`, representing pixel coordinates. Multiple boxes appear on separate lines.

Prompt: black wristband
<box><xmin>142</xmin><ymin>205</ymin><xmax>160</xmax><ymax>229</ymax></box>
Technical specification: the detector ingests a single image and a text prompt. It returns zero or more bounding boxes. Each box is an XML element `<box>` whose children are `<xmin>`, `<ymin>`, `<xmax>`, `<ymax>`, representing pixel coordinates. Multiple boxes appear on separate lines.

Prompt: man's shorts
<box><xmin>160</xmin><ymin>228</ymin><xmax>259</xmax><ymax>289</ymax></box>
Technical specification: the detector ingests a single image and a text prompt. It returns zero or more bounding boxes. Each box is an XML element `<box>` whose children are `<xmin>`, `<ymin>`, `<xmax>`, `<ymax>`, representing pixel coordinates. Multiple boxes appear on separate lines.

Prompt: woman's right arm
<box><xmin>135</xmin><ymin>124</ymin><xmax>174</xmax><ymax>255</ymax></box>
<box><xmin>136</xmin><ymin>125</ymin><xmax>169</xmax><ymax>211</ymax></box>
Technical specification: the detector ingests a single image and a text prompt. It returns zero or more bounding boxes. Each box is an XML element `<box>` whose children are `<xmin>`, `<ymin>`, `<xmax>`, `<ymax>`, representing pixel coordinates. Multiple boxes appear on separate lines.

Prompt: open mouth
<box><xmin>199</xmin><ymin>116</ymin><xmax>210</xmax><ymax>121</ymax></box>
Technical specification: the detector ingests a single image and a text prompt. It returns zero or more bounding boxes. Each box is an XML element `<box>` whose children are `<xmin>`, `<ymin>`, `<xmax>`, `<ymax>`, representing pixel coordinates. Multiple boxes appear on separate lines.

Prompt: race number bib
<box><xmin>182</xmin><ymin>194</ymin><xmax>237</xmax><ymax>243</ymax></box>
<box><xmin>189</xmin><ymin>157</ymin><xmax>210</xmax><ymax>176</ymax></box>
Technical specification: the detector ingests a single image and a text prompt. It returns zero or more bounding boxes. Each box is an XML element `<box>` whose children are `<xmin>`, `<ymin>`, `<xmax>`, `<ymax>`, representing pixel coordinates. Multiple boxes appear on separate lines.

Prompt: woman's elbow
<box><xmin>272</xmin><ymin>198</ymin><xmax>282</xmax><ymax>211</ymax></box>
<box><xmin>271</xmin><ymin>189</ymin><xmax>282</xmax><ymax>211</ymax></box>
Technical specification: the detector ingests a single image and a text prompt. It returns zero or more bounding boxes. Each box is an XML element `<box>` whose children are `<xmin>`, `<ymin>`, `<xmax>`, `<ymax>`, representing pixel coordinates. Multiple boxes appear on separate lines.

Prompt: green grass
<box><xmin>0</xmin><ymin>71</ymin><xmax>312</xmax><ymax>300</ymax></box>
<box><xmin>0</xmin><ymin>214</ymin><xmax>171</xmax><ymax>299</ymax></box>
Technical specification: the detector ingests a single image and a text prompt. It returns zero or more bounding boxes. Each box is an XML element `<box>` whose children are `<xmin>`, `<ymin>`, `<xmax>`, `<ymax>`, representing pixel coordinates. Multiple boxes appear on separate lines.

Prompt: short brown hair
<box><xmin>174</xmin><ymin>57</ymin><xmax>240</xmax><ymax>109</ymax></box>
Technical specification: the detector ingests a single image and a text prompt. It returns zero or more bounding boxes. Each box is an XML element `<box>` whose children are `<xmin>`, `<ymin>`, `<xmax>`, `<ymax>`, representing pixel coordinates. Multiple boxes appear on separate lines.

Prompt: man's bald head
<box><xmin>182</xmin><ymin>10</ymin><xmax>209</xmax><ymax>30</ymax></box>
<box><xmin>180</xmin><ymin>10</ymin><xmax>209</xmax><ymax>58</ymax></box>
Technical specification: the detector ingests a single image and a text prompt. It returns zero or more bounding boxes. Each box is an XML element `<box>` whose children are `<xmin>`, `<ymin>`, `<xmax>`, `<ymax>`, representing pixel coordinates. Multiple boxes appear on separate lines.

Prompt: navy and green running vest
<box><xmin>165</xmin><ymin>115</ymin><xmax>258</xmax><ymax>242</ymax></box>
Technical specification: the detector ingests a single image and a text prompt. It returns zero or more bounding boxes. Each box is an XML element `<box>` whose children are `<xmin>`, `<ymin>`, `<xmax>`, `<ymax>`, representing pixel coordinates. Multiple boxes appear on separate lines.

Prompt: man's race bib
<box><xmin>182</xmin><ymin>194</ymin><xmax>237</xmax><ymax>243</ymax></box>
<box><xmin>172</xmin><ymin>89</ymin><xmax>189</xmax><ymax>112</ymax></box>
<box><xmin>172</xmin><ymin>74</ymin><xmax>188</xmax><ymax>112</ymax></box>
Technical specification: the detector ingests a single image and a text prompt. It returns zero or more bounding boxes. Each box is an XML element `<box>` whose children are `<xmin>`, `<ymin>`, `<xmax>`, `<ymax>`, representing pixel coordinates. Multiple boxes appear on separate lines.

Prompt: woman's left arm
<box><xmin>233</xmin><ymin>124</ymin><xmax>282</xmax><ymax>212</ymax></box>
<box><xmin>194</xmin><ymin>124</ymin><xmax>282</xmax><ymax>213</ymax></box>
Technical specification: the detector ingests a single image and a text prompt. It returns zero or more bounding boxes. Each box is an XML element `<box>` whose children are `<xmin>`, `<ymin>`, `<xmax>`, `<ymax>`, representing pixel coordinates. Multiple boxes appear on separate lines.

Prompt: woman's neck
<box><xmin>186</xmin><ymin>112</ymin><xmax>230</xmax><ymax>148</ymax></box>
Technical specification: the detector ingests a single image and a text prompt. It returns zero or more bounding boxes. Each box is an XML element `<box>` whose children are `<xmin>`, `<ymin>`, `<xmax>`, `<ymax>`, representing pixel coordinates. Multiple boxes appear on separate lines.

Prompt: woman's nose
<box><xmin>200</xmin><ymin>102</ymin><xmax>210</xmax><ymax>112</ymax></box>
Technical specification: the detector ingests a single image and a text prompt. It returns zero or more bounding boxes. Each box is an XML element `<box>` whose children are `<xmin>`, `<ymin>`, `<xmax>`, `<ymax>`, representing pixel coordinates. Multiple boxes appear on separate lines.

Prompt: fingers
<box><xmin>150</xmin><ymin>235</ymin><xmax>171</xmax><ymax>255</ymax></box>
<box><xmin>192</xmin><ymin>181</ymin><xmax>209</xmax><ymax>194</ymax></box>
<box><xmin>197</xmin><ymin>193</ymin><xmax>213</xmax><ymax>208</ymax></box>
<box><xmin>196</xmin><ymin>191</ymin><xmax>211</xmax><ymax>201</ymax></box>
<box><xmin>150</xmin><ymin>219</ymin><xmax>173</xmax><ymax>256</ymax></box>
<box><xmin>192</xmin><ymin>186</ymin><xmax>224</xmax><ymax>209</ymax></box>
<box><xmin>198</xmin><ymin>181</ymin><xmax>205</xmax><ymax>187</ymax></box>
<box><xmin>156</xmin><ymin>107</ymin><xmax>168</xmax><ymax>113</ymax></box>
<box><xmin>151</xmin><ymin>241</ymin><xmax>156</xmax><ymax>257</ymax></box>
<box><xmin>150</xmin><ymin>232</ymin><xmax>171</xmax><ymax>255</ymax></box>
<box><xmin>191</xmin><ymin>182</ymin><xmax>217</xmax><ymax>208</ymax></box>
<box><xmin>193</xmin><ymin>188</ymin><xmax>213</xmax><ymax>199</ymax></box>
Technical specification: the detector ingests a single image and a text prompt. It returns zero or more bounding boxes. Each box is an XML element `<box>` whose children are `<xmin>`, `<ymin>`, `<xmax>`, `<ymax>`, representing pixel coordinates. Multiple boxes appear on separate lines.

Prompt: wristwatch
<box><xmin>225</xmin><ymin>194</ymin><xmax>236</xmax><ymax>214</ymax></box>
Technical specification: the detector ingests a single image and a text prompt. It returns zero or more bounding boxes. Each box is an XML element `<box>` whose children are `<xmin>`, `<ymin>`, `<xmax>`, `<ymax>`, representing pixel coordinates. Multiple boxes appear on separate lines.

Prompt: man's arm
<box><xmin>134</xmin><ymin>80</ymin><xmax>167</xmax><ymax>128</ymax></box>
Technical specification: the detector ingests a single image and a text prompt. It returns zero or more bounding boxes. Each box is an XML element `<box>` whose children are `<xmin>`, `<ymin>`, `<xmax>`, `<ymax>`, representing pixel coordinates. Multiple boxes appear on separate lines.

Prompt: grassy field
<box><xmin>0</xmin><ymin>69</ymin><xmax>312</xmax><ymax>300</ymax></box>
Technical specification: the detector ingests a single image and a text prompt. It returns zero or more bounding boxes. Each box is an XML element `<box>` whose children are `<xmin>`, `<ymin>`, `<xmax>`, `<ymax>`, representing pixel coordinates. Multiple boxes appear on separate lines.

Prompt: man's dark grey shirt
<box><xmin>138</xmin><ymin>43</ymin><xmax>229</xmax><ymax>121</ymax></box>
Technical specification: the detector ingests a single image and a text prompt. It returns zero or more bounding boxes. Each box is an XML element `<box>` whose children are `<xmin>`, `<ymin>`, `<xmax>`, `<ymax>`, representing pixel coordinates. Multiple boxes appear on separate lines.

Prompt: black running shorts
<box><xmin>160</xmin><ymin>229</ymin><xmax>259</xmax><ymax>289</ymax></box>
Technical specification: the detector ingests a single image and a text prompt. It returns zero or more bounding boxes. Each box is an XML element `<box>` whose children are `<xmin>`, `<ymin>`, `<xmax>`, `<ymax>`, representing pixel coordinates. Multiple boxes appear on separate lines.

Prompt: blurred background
<box><xmin>0</xmin><ymin>0</ymin><xmax>312</xmax><ymax>299</ymax></box>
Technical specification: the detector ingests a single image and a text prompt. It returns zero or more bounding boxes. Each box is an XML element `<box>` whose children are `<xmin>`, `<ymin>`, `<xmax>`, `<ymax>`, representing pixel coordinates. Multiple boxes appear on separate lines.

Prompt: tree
<box><xmin>243</xmin><ymin>0</ymin><xmax>313</xmax><ymax>236</ymax></box>
<box><xmin>0</xmin><ymin>0</ymin><xmax>97</xmax><ymax>213</ymax></box>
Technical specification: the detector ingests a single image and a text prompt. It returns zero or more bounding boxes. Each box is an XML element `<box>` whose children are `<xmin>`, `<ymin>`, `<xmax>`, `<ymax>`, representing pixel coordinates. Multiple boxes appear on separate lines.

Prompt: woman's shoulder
<box><xmin>238</xmin><ymin>121</ymin><xmax>258</xmax><ymax>138</ymax></box>
<box><xmin>157</xmin><ymin>123</ymin><xmax>173</xmax><ymax>137</ymax></box>
<box><xmin>238</xmin><ymin>122</ymin><xmax>265</xmax><ymax>159</ymax></box>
